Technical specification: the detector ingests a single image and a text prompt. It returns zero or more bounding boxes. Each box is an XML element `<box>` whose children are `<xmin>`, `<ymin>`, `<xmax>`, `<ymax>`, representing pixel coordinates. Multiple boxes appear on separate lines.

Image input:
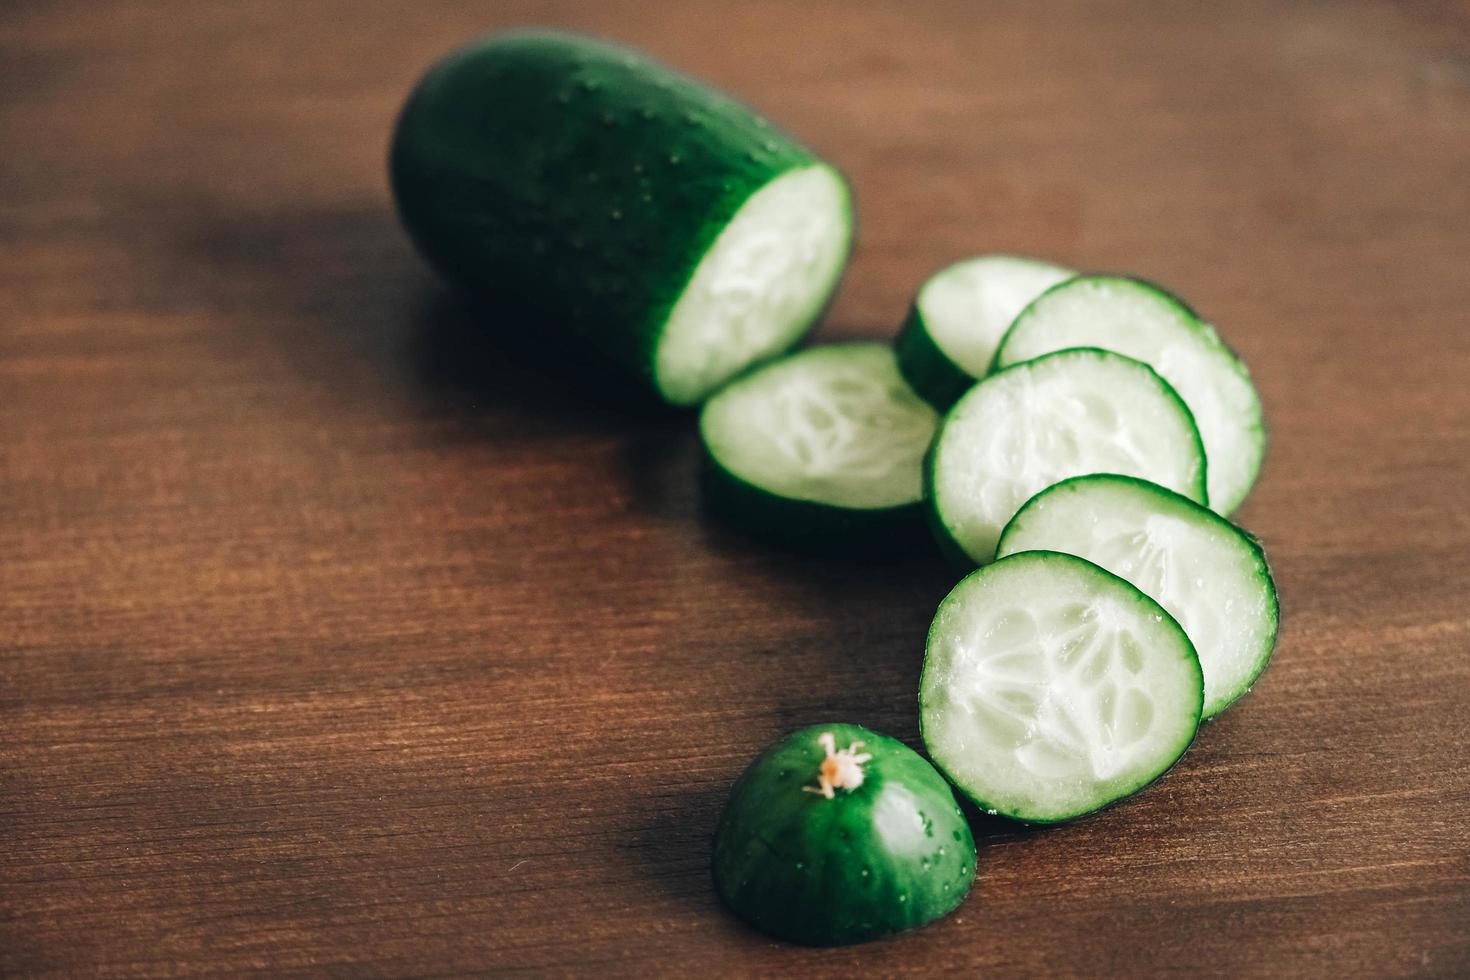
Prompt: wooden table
<box><xmin>4</xmin><ymin>1</ymin><xmax>1468</xmax><ymax>975</ymax></box>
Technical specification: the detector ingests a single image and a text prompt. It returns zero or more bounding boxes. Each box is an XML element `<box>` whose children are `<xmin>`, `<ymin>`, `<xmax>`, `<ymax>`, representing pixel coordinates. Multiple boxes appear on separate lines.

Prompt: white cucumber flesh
<box><xmin>927</xmin><ymin>348</ymin><xmax>1206</xmax><ymax>565</ymax></box>
<box><xmin>996</xmin><ymin>475</ymin><xmax>1278</xmax><ymax>718</ymax></box>
<box><xmin>995</xmin><ymin>275</ymin><xmax>1264</xmax><ymax>513</ymax></box>
<box><xmin>920</xmin><ymin>550</ymin><xmax>1203</xmax><ymax>823</ymax></box>
<box><xmin>701</xmin><ymin>344</ymin><xmax>938</xmax><ymax>511</ymax></box>
<box><xmin>656</xmin><ymin>165</ymin><xmax>852</xmax><ymax>405</ymax></box>
<box><xmin>920</xmin><ymin>256</ymin><xmax>1074</xmax><ymax>377</ymax></box>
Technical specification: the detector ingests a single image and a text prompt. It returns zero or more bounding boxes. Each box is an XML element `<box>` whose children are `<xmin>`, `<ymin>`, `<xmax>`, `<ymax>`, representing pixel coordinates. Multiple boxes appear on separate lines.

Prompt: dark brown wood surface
<box><xmin>4</xmin><ymin>1</ymin><xmax>1469</xmax><ymax>975</ymax></box>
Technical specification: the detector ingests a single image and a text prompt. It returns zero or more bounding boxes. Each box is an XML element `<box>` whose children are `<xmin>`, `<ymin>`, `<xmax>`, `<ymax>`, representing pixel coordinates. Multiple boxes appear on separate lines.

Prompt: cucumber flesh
<box><xmin>996</xmin><ymin>475</ymin><xmax>1278</xmax><ymax>717</ymax></box>
<box><xmin>995</xmin><ymin>276</ymin><xmax>1264</xmax><ymax>513</ymax></box>
<box><xmin>701</xmin><ymin>344</ymin><xmax>937</xmax><ymax>511</ymax></box>
<box><xmin>656</xmin><ymin>165</ymin><xmax>851</xmax><ymax>405</ymax></box>
<box><xmin>926</xmin><ymin>348</ymin><xmax>1207</xmax><ymax>565</ymax></box>
<box><xmin>896</xmin><ymin>256</ymin><xmax>1074</xmax><ymax>408</ymax></box>
<box><xmin>920</xmin><ymin>551</ymin><xmax>1203</xmax><ymax>823</ymax></box>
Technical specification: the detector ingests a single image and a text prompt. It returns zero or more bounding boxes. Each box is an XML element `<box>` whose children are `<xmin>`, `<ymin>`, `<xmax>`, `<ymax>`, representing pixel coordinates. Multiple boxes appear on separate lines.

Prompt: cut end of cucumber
<box><xmin>920</xmin><ymin>551</ymin><xmax>1202</xmax><ymax>823</ymax></box>
<box><xmin>701</xmin><ymin>344</ymin><xmax>938</xmax><ymax>510</ymax></box>
<box><xmin>920</xmin><ymin>256</ymin><xmax>1074</xmax><ymax>377</ymax></box>
<box><xmin>654</xmin><ymin>165</ymin><xmax>852</xmax><ymax>405</ymax></box>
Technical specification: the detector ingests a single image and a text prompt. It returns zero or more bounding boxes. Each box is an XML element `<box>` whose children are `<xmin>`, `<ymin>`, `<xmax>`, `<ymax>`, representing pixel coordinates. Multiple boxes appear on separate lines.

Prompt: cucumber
<box><xmin>996</xmin><ymin>475</ymin><xmax>1278</xmax><ymax>718</ymax></box>
<box><xmin>700</xmin><ymin>344</ymin><xmax>938</xmax><ymax>551</ymax></box>
<box><xmin>713</xmin><ymin>723</ymin><xmax>975</xmax><ymax>946</ymax></box>
<box><xmin>926</xmin><ymin>348</ymin><xmax>1206</xmax><ymax>566</ymax></box>
<box><xmin>390</xmin><ymin>31</ymin><xmax>853</xmax><ymax>406</ymax></box>
<box><xmin>895</xmin><ymin>255</ymin><xmax>1075</xmax><ymax>408</ymax></box>
<box><xmin>994</xmin><ymin>275</ymin><xmax>1265</xmax><ymax>513</ymax></box>
<box><xmin>920</xmin><ymin>551</ymin><xmax>1203</xmax><ymax>823</ymax></box>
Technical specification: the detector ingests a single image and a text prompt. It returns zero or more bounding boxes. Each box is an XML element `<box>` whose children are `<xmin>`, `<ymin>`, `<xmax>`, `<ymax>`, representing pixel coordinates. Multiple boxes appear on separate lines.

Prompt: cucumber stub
<box><xmin>894</xmin><ymin>255</ymin><xmax>1074</xmax><ymax>408</ymax></box>
<box><xmin>994</xmin><ymin>275</ymin><xmax>1265</xmax><ymax>513</ymax></box>
<box><xmin>700</xmin><ymin>344</ymin><xmax>939</xmax><ymax>551</ymax></box>
<box><xmin>926</xmin><ymin>348</ymin><xmax>1207</xmax><ymax>566</ymax></box>
<box><xmin>391</xmin><ymin>31</ymin><xmax>854</xmax><ymax>406</ymax></box>
<box><xmin>713</xmin><ymin>723</ymin><xmax>976</xmax><ymax>946</ymax></box>
<box><xmin>920</xmin><ymin>551</ymin><xmax>1203</xmax><ymax>823</ymax></box>
<box><xmin>996</xmin><ymin>475</ymin><xmax>1279</xmax><ymax>718</ymax></box>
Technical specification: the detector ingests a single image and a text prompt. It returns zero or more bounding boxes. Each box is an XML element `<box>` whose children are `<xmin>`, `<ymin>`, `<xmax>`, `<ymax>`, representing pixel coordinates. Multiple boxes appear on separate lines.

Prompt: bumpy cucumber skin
<box><xmin>924</xmin><ymin>348</ymin><xmax>1210</xmax><ymax>568</ymax></box>
<box><xmin>713</xmin><ymin>724</ymin><xmax>975</xmax><ymax>947</ymax></box>
<box><xmin>893</xmin><ymin>303</ymin><xmax>975</xmax><ymax>410</ymax></box>
<box><xmin>700</xmin><ymin>455</ymin><xmax>929</xmax><ymax>555</ymax></box>
<box><xmin>994</xmin><ymin>274</ymin><xmax>1266</xmax><ymax>513</ymax></box>
<box><xmin>390</xmin><ymin>30</ymin><xmax>851</xmax><ymax>404</ymax></box>
<box><xmin>995</xmin><ymin>474</ymin><xmax>1280</xmax><ymax>718</ymax></box>
<box><xmin>918</xmin><ymin>551</ymin><xmax>1204</xmax><ymax>824</ymax></box>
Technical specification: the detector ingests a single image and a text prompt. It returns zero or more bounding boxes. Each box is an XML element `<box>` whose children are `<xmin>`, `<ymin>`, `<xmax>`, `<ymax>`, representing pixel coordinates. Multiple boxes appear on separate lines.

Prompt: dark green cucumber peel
<box><xmin>700</xmin><ymin>459</ymin><xmax>930</xmax><ymax>556</ymax></box>
<box><xmin>896</xmin><ymin>256</ymin><xmax>1076</xmax><ymax>410</ymax></box>
<box><xmin>893</xmin><ymin>302</ymin><xmax>975</xmax><ymax>410</ymax></box>
<box><xmin>713</xmin><ymin>724</ymin><xmax>975</xmax><ymax>946</ymax></box>
<box><xmin>391</xmin><ymin>30</ymin><xmax>853</xmax><ymax>405</ymax></box>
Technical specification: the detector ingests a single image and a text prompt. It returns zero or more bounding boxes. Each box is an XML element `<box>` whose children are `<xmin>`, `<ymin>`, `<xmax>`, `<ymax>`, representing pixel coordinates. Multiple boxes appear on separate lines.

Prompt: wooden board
<box><xmin>3</xmin><ymin>0</ymin><xmax>1468</xmax><ymax>974</ymax></box>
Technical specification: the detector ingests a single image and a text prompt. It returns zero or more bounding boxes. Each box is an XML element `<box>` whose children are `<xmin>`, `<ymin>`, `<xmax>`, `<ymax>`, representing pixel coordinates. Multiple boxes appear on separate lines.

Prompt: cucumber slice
<box><xmin>996</xmin><ymin>475</ymin><xmax>1278</xmax><ymax>718</ymax></box>
<box><xmin>895</xmin><ymin>255</ymin><xmax>1074</xmax><ymax>408</ymax></box>
<box><xmin>994</xmin><ymin>276</ymin><xmax>1265</xmax><ymax>513</ymax></box>
<box><xmin>920</xmin><ymin>551</ymin><xmax>1203</xmax><ymax>823</ymax></box>
<box><xmin>700</xmin><ymin>344</ymin><xmax>939</xmax><ymax>551</ymax></box>
<box><xmin>713</xmin><ymin>723</ymin><xmax>976</xmax><ymax>946</ymax></box>
<box><xmin>391</xmin><ymin>31</ymin><xmax>854</xmax><ymax>406</ymax></box>
<box><xmin>926</xmin><ymin>348</ymin><xmax>1206</xmax><ymax>566</ymax></box>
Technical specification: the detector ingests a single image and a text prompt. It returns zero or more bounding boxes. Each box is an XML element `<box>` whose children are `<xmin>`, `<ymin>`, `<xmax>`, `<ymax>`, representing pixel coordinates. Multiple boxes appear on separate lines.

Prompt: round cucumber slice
<box><xmin>926</xmin><ymin>348</ymin><xmax>1207</xmax><ymax>566</ymax></box>
<box><xmin>920</xmin><ymin>551</ymin><xmax>1203</xmax><ymax>823</ymax></box>
<box><xmin>700</xmin><ymin>344</ymin><xmax>939</xmax><ymax>551</ymax></box>
<box><xmin>391</xmin><ymin>31</ymin><xmax>854</xmax><ymax>407</ymax></box>
<box><xmin>996</xmin><ymin>475</ymin><xmax>1279</xmax><ymax>718</ymax></box>
<box><xmin>994</xmin><ymin>276</ymin><xmax>1265</xmax><ymax>513</ymax></box>
<box><xmin>895</xmin><ymin>255</ymin><xmax>1074</xmax><ymax>408</ymax></box>
<box><xmin>713</xmin><ymin>723</ymin><xmax>976</xmax><ymax>946</ymax></box>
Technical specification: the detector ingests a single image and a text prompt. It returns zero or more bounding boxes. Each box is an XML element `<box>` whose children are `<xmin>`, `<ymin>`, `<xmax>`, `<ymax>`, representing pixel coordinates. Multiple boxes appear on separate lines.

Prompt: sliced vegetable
<box><xmin>920</xmin><ymin>551</ymin><xmax>1203</xmax><ymax>823</ymax></box>
<box><xmin>996</xmin><ymin>474</ymin><xmax>1278</xmax><ymax>717</ymax></box>
<box><xmin>926</xmin><ymin>348</ymin><xmax>1206</xmax><ymax>566</ymax></box>
<box><xmin>994</xmin><ymin>275</ymin><xmax>1264</xmax><ymax>513</ymax></box>
<box><xmin>700</xmin><ymin>344</ymin><xmax>938</xmax><ymax>551</ymax></box>
<box><xmin>391</xmin><ymin>30</ymin><xmax>853</xmax><ymax>406</ymax></box>
<box><xmin>895</xmin><ymin>255</ymin><xmax>1074</xmax><ymax>408</ymax></box>
<box><xmin>713</xmin><ymin>723</ymin><xmax>975</xmax><ymax>946</ymax></box>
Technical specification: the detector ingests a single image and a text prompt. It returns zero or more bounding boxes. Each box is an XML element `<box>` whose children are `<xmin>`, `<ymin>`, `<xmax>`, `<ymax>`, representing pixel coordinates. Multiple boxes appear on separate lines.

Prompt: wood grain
<box><xmin>3</xmin><ymin>0</ymin><xmax>1468</xmax><ymax>975</ymax></box>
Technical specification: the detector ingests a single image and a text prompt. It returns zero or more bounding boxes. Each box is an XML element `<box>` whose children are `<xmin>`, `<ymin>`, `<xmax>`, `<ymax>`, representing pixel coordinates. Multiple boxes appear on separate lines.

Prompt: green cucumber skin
<box><xmin>918</xmin><ymin>551</ymin><xmax>1204</xmax><ymax>825</ymax></box>
<box><xmin>701</xmin><ymin>453</ymin><xmax>929</xmax><ymax>555</ymax></box>
<box><xmin>713</xmin><ymin>724</ymin><xmax>976</xmax><ymax>947</ymax></box>
<box><xmin>924</xmin><ymin>348</ymin><xmax>1211</xmax><ymax>568</ymax></box>
<box><xmin>390</xmin><ymin>30</ymin><xmax>850</xmax><ymax>402</ymax></box>
<box><xmin>893</xmin><ymin>303</ymin><xmax>975</xmax><ymax>410</ymax></box>
<box><xmin>995</xmin><ymin>474</ymin><xmax>1280</xmax><ymax>717</ymax></box>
